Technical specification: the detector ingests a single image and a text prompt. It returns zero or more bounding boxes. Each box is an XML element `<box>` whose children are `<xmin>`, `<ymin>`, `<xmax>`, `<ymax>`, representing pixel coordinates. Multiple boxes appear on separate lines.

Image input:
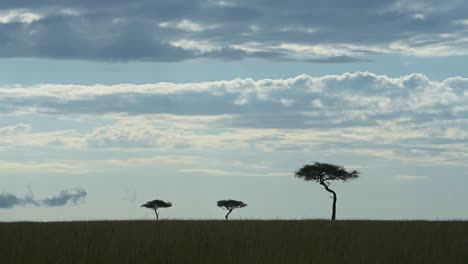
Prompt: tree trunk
<box><xmin>320</xmin><ymin>181</ymin><xmax>337</xmax><ymax>221</ymax></box>
<box><xmin>154</xmin><ymin>209</ymin><xmax>159</xmax><ymax>220</ymax></box>
<box><xmin>225</xmin><ymin>209</ymin><xmax>233</xmax><ymax>220</ymax></box>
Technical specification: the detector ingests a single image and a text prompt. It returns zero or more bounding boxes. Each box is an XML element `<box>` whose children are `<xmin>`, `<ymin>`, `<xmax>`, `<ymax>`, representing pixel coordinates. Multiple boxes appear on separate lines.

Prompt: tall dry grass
<box><xmin>1</xmin><ymin>220</ymin><xmax>467</xmax><ymax>263</ymax></box>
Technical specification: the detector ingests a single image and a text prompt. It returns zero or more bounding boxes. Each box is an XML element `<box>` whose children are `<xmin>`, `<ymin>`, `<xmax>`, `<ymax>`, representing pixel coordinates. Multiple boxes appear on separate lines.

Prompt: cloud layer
<box><xmin>1</xmin><ymin>72</ymin><xmax>466</xmax><ymax>127</ymax></box>
<box><xmin>0</xmin><ymin>1</ymin><xmax>468</xmax><ymax>61</ymax></box>
<box><xmin>0</xmin><ymin>72</ymin><xmax>466</xmax><ymax>166</ymax></box>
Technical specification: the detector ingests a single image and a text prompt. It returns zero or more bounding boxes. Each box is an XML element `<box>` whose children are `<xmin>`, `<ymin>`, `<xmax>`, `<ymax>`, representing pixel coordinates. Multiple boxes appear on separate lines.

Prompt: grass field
<box><xmin>1</xmin><ymin>220</ymin><xmax>467</xmax><ymax>264</ymax></box>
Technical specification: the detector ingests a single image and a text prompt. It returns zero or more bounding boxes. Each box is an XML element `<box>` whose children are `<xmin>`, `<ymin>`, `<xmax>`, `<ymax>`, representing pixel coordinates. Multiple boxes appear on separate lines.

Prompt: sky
<box><xmin>0</xmin><ymin>0</ymin><xmax>467</xmax><ymax>221</ymax></box>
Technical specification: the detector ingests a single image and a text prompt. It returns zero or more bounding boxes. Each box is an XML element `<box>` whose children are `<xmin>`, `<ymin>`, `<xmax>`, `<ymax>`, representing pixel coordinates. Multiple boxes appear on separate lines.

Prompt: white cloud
<box><xmin>85</xmin><ymin>117</ymin><xmax>200</xmax><ymax>149</ymax></box>
<box><xmin>0</xmin><ymin>73</ymin><xmax>465</xmax><ymax>131</ymax></box>
<box><xmin>0</xmin><ymin>154</ymin><xmax>201</xmax><ymax>175</ymax></box>
<box><xmin>170</xmin><ymin>39</ymin><xmax>221</xmax><ymax>52</ymax></box>
<box><xmin>225</xmin><ymin>161</ymin><xmax>271</xmax><ymax>170</ymax></box>
<box><xmin>0</xmin><ymin>125</ymin><xmax>84</xmax><ymax>149</ymax></box>
<box><xmin>0</xmin><ymin>160</ymin><xmax>88</xmax><ymax>174</ymax></box>
<box><xmin>104</xmin><ymin>156</ymin><xmax>199</xmax><ymax>166</ymax></box>
<box><xmin>277</xmin><ymin>43</ymin><xmax>358</xmax><ymax>57</ymax></box>
<box><xmin>311</xmin><ymin>98</ymin><xmax>324</xmax><ymax>108</ymax></box>
<box><xmin>388</xmin><ymin>39</ymin><xmax>468</xmax><ymax>57</ymax></box>
<box><xmin>458</xmin><ymin>19</ymin><xmax>468</xmax><ymax>25</ymax></box>
<box><xmin>59</xmin><ymin>8</ymin><xmax>81</xmax><ymax>17</ymax></box>
<box><xmin>280</xmin><ymin>26</ymin><xmax>318</xmax><ymax>33</ymax></box>
<box><xmin>0</xmin><ymin>73</ymin><xmax>466</xmax><ymax>166</ymax></box>
<box><xmin>87</xmin><ymin>123</ymin><xmax>162</xmax><ymax>148</ymax></box>
<box><xmin>0</xmin><ymin>9</ymin><xmax>42</xmax><ymax>24</ymax></box>
<box><xmin>13</xmin><ymin>70</ymin><xmax>451</xmax><ymax>118</ymax></box>
<box><xmin>0</xmin><ymin>124</ymin><xmax>32</xmax><ymax>136</ymax></box>
<box><xmin>159</xmin><ymin>19</ymin><xmax>219</xmax><ymax>32</ymax></box>
<box><xmin>178</xmin><ymin>168</ymin><xmax>290</xmax><ymax>177</ymax></box>
<box><xmin>206</xmin><ymin>0</ymin><xmax>236</xmax><ymax>7</ymax></box>
<box><xmin>396</xmin><ymin>175</ymin><xmax>428</xmax><ymax>180</ymax></box>
<box><xmin>249</xmin><ymin>24</ymin><xmax>261</xmax><ymax>32</ymax></box>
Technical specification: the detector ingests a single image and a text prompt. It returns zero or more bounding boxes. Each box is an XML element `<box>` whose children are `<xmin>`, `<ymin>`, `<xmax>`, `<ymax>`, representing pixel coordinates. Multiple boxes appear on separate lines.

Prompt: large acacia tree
<box><xmin>295</xmin><ymin>162</ymin><xmax>359</xmax><ymax>221</ymax></box>
<box><xmin>217</xmin><ymin>200</ymin><xmax>247</xmax><ymax>220</ymax></box>
<box><xmin>141</xmin><ymin>199</ymin><xmax>172</xmax><ymax>220</ymax></box>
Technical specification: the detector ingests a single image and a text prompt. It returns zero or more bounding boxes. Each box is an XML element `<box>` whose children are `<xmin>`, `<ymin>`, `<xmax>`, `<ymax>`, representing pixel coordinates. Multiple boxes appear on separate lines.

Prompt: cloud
<box><xmin>0</xmin><ymin>72</ymin><xmax>466</xmax><ymax>166</ymax></box>
<box><xmin>159</xmin><ymin>19</ymin><xmax>219</xmax><ymax>32</ymax></box>
<box><xmin>0</xmin><ymin>161</ymin><xmax>88</xmax><ymax>174</ymax></box>
<box><xmin>1</xmin><ymin>72</ymin><xmax>466</xmax><ymax>126</ymax></box>
<box><xmin>0</xmin><ymin>123</ymin><xmax>32</xmax><ymax>136</ymax></box>
<box><xmin>178</xmin><ymin>168</ymin><xmax>290</xmax><ymax>177</ymax></box>
<box><xmin>0</xmin><ymin>188</ymin><xmax>87</xmax><ymax>209</ymax></box>
<box><xmin>0</xmin><ymin>190</ymin><xmax>39</xmax><ymax>208</ymax></box>
<box><xmin>396</xmin><ymin>175</ymin><xmax>428</xmax><ymax>180</ymax></box>
<box><xmin>0</xmin><ymin>155</ymin><xmax>199</xmax><ymax>174</ymax></box>
<box><xmin>104</xmin><ymin>156</ymin><xmax>199</xmax><ymax>166</ymax></box>
<box><xmin>86</xmin><ymin>123</ymin><xmax>162</xmax><ymax>148</ymax></box>
<box><xmin>41</xmin><ymin>189</ymin><xmax>87</xmax><ymax>207</ymax></box>
<box><xmin>0</xmin><ymin>125</ymin><xmax>84</xmax><ymax>149</ymax></box>
<box><xmin>0</xmin><ymin>1</ymin><xmax>468</xmax><ymax>61</ymax></box>
<box><xmin>0</xmin><ymin>9</ymin><xmax>42</xmax><ymax>24</ymax></box>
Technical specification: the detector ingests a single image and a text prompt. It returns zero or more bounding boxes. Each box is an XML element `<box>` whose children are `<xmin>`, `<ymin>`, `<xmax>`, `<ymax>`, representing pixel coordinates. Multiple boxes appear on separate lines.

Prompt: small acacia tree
<box><xmin>295</xmin><ymin>162</ymin><xmax>359</xmax><ymax>221</ymax></box>
<box><xmin>217</xmin><ymin>200</ymin><xmax>247</xmax><ymax>220</ymax></box>
<box><xmin>141</xmin><ymin>199</ymin><xmax>172</xmax><ymax>220</ymax></box>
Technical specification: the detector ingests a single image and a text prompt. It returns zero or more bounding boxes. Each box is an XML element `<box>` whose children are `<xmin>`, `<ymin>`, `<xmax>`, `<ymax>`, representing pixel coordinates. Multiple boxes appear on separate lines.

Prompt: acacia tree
<box><xmin>141</xmin><ymin>199</ymin><xmax>172</xmax><ymax>220</ymax></box>
<box><xmin>295</xmin><ymin>162</ymin><xmax>359</xmax><ymax>221</ymax></box>
<box><xmin>217</xmin><ymin>200</ymin><xmax>247</xmax><ymax>220</ymax></box>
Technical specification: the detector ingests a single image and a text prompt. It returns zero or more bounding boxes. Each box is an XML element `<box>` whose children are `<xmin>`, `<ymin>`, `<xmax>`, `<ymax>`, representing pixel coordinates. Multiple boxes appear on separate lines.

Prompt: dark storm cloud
<box><xmin>0</xmin><ymin>0</ymin><xmax>468</xmax><ymax>61</ymax></box>
<box><xmin>0</xmin><ymin>188</ymin><xmax>87</xmax><ymax>209</ymax></box>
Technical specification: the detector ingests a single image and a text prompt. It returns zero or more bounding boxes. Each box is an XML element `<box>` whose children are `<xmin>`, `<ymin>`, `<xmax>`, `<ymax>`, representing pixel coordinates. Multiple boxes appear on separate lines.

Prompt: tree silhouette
<box><xmin>141</xmin><ymin>199</ymin><xmax>172</xmax><ymax>220</ymax></box>
<box><xmin>295</xmin><ymin>162</ymin><xmax>359</xmax><ymax>221</ymax></box>
<box><xmin>217</xmin><ymin>200</ymin><xmax>247</xmax><ymax>220</ymax></box>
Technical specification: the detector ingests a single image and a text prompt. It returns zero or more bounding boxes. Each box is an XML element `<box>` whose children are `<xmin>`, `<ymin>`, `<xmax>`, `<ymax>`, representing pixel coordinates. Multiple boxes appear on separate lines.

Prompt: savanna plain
<box><xmin>1</xmin><ymin>220</ymin><xmax>467</xmax><ymax>264</ymax></box>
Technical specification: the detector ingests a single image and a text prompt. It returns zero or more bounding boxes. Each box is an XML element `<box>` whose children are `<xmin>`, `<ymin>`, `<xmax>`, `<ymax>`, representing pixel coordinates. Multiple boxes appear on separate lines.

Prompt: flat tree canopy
<box><xmin>217</xmin><ymin>200</ymin><xmax>247</xmax><ymax>220</ymax></box>
<box><xmin>295</xmin><ymin>162</ymin><xmax>359</xmax><ymax>183</ymax></box>
<box><xmin>217</xmin><ymin>200</ymin><xmax>247</xmax><ymax>210</ymax></box>
<box><xmin>141</xmin><ymin>200</ymin><xmax>172</xmax><ymax>209</ymax></box>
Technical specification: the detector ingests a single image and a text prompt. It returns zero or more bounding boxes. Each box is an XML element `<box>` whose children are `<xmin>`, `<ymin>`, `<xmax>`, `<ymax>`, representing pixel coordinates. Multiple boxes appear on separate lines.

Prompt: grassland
<box><xmin>0</xmin><ymin>220</ymin><xmax>467</xmax><ymax>264</ymax></box>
